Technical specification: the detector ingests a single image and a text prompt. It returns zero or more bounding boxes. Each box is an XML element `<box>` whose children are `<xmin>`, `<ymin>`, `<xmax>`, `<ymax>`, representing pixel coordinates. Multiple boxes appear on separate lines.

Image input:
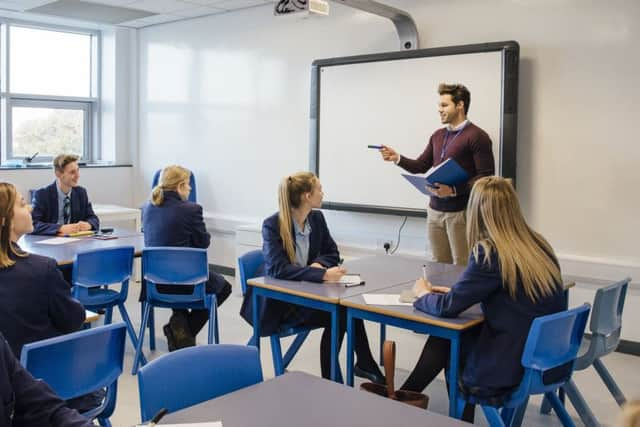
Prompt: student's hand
<box><xmin>310</xmin><ymin>262</ymin><xmax>324</xmax><ymax>269</ymax></box>
<box><xmin>430</xmin><ymin>183</ymin><xmax>455</xmax><ymax>198</ymax></box>
<box><xmin>413</xmin><ymin>277</ymin><xmax>432</xmax><ymax>298</ymax></box>
<box><xmin>380</xmin><ymin>145</ymin><xmax>399</xmax><ymax>163</ymax></box>
<box><xmin>323</xmin><ymin>266</ymin><xmax>346</xmax><ymax>282</ymax></box>
<box><xmin>58</xmin><ymin>223</ymin><xmax>80</xmax><ymax>235</ymax></box>
<box><xmin>77</xmin><ymin>221</ymin><xmax>92</xmax><ymax>231</ymax></box>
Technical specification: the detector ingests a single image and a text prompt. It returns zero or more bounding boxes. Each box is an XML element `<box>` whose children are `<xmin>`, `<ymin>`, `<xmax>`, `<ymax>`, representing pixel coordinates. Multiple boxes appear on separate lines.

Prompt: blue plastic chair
<box><xmin>152</xmin><ymin>168</ymin><xmax>197</xmax><ymax>203</ymax></box>
<box><xmin>132</xmin><ymin>247</ymin><xmax>218</xmax><ymax>374</ymax></box>
<box><xmin>72</xmin><ymin>246</ymin><xmax>146</xmax><ymax>366</ymax></box>
<box><xmin>541</xmin><ymin>278</ymin><xmax>630</xmax><ymax>427</ymax></box>
<box><xmin>20</xmin><ymin>323</ymin><xmax>126</xmax><ymax>427</ymax></box>
<box><xmin>455</xmin><ymin>304</ymin><xmax>591</xmax><ymax>427</ymax></box>
<box><xmin>239</xmin><ymin>250</ymin><xmax>319</xmax><ymax>376</ymax></box>
<box><xmin>137</xmin><ymin>344</ymin><xmax>263</xmax><ymax>422</ymax></box>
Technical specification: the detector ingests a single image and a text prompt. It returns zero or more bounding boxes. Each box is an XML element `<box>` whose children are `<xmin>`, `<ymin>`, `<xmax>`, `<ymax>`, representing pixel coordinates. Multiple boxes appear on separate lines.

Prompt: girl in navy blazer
<box><xmin>241</xmin><ymin>172</ymin><xmax>383</xmax><ymax>382</ymax></box>
<box><xmin>401</xmin><ymin>176</ymin><xmax>566</xmax><ymax>421</ymax></box>
<box><xmin>142</xmin><ymin>166</ymin><xmax>232</xmax><ymax>351</ymax></box>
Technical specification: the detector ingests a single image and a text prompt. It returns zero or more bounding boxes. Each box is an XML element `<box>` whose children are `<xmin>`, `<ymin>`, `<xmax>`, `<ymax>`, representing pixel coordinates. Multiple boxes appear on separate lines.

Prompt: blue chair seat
<box><xmin>80</xmin><ymin>289</ymin><xmax>121</xmax><ymax>306</ymax></box>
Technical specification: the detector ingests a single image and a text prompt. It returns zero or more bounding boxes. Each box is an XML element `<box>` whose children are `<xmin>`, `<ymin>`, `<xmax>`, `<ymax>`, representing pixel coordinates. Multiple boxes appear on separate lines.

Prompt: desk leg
<box><xmin>251</xmin><ymin>291</ymin><xmax>260</xmax><ymax>350</ymax></box>
<box><xmin>330</xmin><ymin>307</ymin><xmax>339</xmax><ymax>382</ymax></box>
<box><xmin>346</xmin><ymin>309</ymin><xmax>355</xmax><ymax>387</ymax></box>
<box><xmin>448</xmin><ymin>336</ymin><xmax>460</xmax><ymax>418</ymax></box>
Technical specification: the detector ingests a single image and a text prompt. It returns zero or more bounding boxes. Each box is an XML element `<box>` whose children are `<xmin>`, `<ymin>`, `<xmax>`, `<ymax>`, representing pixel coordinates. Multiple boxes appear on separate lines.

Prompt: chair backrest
<box><xmin>137</xmin><ymin>344</ymin><xmax>263</xmax><ymax>422</ymax></box>
<box><xmin>142</xmin><ymin>247</ymin><xmax>209</xmax><ymax>304</ymax></box>
<box><xmin>508</xmin><ymin>304</ymin><xmax>590</xmax><ymax>405</ymax></box>
<box><xmin>238</xmin><ymin>250</ymin><xmax>264</xmax><ymax>295</ymax></box>
<box><xmin>20</xmin><ymin>323</ymin><xmax>126</xmax><ymax>418</ymax></box>
<box><xmin>152</xmin><ymin>168</ymin><xmax>197</xmax><ymax>203</ymax></box>
<box><xmin>72</xmin><ymin>246</ymin><xmax>134</xmax><ymax>301</ymax></box>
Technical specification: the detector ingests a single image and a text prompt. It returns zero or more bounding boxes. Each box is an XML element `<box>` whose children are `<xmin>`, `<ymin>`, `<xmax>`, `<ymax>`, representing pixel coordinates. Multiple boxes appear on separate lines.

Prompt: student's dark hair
<box><xmin>438</xmin><ymin>83</ymin><xmax>471</xmax><ymax>115</ymax></box>
<box><xmin>0</xmin><ymin>183</ymin><xmax>28</xmax><ymax>269</ymax></box>
<box><xmin>53</xmin><ymin>154</ymin><xmax>79</xmax><ymax>174</ymax></box>
<box><xmin>277</xmin><ymin>172</ymin><xmax>318</xmax><ymax>263</ymax></box>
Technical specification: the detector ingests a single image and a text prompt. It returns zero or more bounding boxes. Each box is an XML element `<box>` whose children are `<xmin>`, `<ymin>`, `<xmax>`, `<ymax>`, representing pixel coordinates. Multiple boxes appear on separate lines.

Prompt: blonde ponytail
<box><xmin>277</xmin><ymin>172</ymin><xmax>318</xmax><ymax>263</ymax></box>
<box><xmin>151</xmin><ymin>165</ymin><xmax>191</xmax><ymax>206</ymax></box>
<box><xmin>0</xmin><ymin>182</ymin><xmax>28</xmax><ymax>269</ymax></box>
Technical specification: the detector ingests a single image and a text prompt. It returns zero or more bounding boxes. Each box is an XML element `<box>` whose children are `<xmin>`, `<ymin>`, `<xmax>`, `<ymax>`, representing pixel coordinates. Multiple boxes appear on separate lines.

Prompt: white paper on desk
<box><xmin>135</xmin><ymin>422</ymin><xmax>222</xmax><ymax>427</ymax></box>
<box><xmin>34</xmin><ymin>237</ymin><xmax>79</xmax><ymax>245</ymax></box>
<box><xmin>363</xmin><ymin>294</ymin><xmax>414</xmax><ymax>306</ymax></box>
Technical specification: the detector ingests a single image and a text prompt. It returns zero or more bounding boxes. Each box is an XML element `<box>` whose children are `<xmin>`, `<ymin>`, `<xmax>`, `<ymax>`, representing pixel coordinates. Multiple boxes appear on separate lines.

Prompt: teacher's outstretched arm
<box><xmin>379</xmin><ymin>145</ymin><xmax>399</xmax><ymax>162</ymax></box>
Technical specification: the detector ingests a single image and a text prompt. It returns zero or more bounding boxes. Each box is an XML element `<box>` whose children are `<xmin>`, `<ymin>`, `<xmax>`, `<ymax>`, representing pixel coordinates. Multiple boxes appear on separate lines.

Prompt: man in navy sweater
<box><xmin>31</xmin><ymin>154</ymin><xmax>99</xmax><ymax>236</ymax></box>
<box><xmin>380</xmin><ymin>83</ymin><xmax>494</xmax><ymax>265</ymax></box>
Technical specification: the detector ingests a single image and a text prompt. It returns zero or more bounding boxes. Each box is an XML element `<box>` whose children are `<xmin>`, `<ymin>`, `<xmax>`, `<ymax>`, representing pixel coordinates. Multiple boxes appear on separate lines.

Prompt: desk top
<box><xmin>247</xmin><ymin>254</ymin><xmax>462</xmax><ymax>304</ymax></box>
<box><xmin>18</xmin><ymin>230</ymin><xmax>145</xmax><ymax>266</ymax></box>
<box><xmin>162</xmin><ymin>371</ymin><xmax>467</xmax><ymax>427</ymax></box>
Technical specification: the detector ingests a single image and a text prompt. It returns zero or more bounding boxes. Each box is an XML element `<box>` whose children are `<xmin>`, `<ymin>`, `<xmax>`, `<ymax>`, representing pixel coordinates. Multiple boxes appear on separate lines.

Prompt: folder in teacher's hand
<box><xmin>402</xmin><ymin>158</ymin><xmax>470</xmax><ymax>196</ymax></box>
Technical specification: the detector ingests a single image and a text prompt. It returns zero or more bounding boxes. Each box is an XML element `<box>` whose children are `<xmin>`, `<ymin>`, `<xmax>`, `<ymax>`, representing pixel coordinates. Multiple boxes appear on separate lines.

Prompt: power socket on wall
<box><xmin>376</xmin><ymin>239</ymin><xmax>394</xmax><ymax>253</ymax></box>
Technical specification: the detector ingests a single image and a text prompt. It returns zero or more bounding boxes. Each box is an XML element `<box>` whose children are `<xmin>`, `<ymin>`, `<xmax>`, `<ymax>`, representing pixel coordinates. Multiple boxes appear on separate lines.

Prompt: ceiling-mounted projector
<box><xmin>274</xmin><ymin>0</ymin><xmax>330</xmax><ymax>17</ymax></box>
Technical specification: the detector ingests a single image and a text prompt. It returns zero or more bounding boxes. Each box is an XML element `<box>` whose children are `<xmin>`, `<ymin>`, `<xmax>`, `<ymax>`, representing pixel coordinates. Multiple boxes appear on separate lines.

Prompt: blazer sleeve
<box><xmin>80</xmin><ymin>188</ymin><xmax>99</xmax><ymax>231</ymax></box>
<box><xmin>309</xmin><ymin>211</ymin><xmax>340</xmax><ymax>268</ymax></box>
<box><xmin>414</xmin><ymin>250</ymin><xmax>501</xmax><ymax>317</ymax></box>
<box><xmin>262</xmin><ymin>218</ymin><xmax>325</xmax><ymax>283</ymax></box>
<box><xmin>1</xmin><ymin>336</ymin><xmax>93</xmax><ymax>427</ymax></box>
<box><xmin>397</xmin><ymin>138</ymin><xmax>434</xmax><ymax>174</ymax></box>
<box><xmin>187</xmin><ymin>204</ymin><xmax>211</xmax><ymax>249</ymax></box>
<box><xmin>30</xmin><ymin>188</ymin><xmax>61</xmax><ymax>236</ymax></box>
<box><xmin>45</xmin><ymin>259</ymin><xmax>86</xmax><ymax>333</ymax></box>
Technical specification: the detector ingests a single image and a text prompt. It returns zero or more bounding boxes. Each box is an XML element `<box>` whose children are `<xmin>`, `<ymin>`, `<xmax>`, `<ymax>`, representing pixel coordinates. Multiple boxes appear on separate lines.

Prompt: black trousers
<box><xmin>401</xmin><ymin>335</ymin><xmax>476</xmax><ymax>422</ymax></box>
<box><xmin>288</xmin><ymin>307</ymin><xmax>380</xmax><ymax>380</ymax></box>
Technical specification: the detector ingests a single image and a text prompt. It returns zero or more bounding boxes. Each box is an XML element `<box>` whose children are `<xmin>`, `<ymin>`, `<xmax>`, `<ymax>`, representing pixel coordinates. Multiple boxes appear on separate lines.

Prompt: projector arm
<box><xmin>332</xmin><ymin>0</ymin><xmax>419</xmax><ymax>50</ymax></box>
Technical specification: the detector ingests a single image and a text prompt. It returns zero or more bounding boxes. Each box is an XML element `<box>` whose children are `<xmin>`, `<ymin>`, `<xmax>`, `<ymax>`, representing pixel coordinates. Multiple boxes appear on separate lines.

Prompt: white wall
<box><xmin>136</xmin><ymin>0</ymin><xmax>640</xmax><ymax>283</ymax></box>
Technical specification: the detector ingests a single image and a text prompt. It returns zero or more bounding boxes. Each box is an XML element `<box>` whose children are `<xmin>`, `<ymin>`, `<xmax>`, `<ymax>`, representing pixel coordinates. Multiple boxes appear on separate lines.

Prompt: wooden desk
<box><xmin>162</xmin><ymin>371</ymin><xmax>468</xmax><ymax>426</ymax></box>
<box><xmin>18</xmin><ymin>230</ymin><xmax>145</xmax><ymax>266</ymax></box>
<box><xmin>246</xmin><ymin>254</ymin><xmax>433</xmax><ymax>381</ymax></box>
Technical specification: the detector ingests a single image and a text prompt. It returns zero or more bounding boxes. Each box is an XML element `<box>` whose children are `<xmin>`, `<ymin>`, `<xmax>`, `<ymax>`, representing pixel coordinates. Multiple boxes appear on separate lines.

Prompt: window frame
<box><xmin>0</xmin><ymin>19</ymin><xmax>101</xmax><ymax>164</ymax></box>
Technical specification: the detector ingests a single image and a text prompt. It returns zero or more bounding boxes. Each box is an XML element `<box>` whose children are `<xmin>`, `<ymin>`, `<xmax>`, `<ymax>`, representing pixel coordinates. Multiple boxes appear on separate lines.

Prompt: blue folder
<box><xmin>402</xmin><ymin>158</ymin><xmax>470</xmax><ymax>196</ymax></box>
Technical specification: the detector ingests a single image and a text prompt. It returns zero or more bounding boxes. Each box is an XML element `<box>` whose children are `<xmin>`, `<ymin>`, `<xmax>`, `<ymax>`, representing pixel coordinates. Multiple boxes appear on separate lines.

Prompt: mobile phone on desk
<box><xmin>344</xmin><ymin>281</ymin><xmax>365</xmax><ymax>288</ymax></box>
<box><xmin>100</xmin><ymin>228</ymin><xmax>114</xmax><ymax>234</ymax></box>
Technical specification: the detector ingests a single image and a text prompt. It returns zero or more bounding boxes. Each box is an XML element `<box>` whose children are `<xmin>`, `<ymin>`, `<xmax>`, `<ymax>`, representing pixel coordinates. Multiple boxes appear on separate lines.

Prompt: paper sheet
<box><xmin>34</xmin><ymin>237</ymin><xmax>79</xmax><ymax>245</ymax></box>
<box><xmin>324</xmin><ymin>274</ymin><xmax>363</xmax><ymax>285</ymax></box>
<box><xmin>363</xmin><ymin>294</ymin><xmax>414</xmax><ymax>306</ymax></box>
<box><xmin>136</xmin><ymin>423</ymin><xmax>222</xmax><ymax>427</ymax></box>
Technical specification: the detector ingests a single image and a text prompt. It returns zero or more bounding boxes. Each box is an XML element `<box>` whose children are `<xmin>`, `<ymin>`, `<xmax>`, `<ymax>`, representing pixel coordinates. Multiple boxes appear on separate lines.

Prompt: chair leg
<box><xmin>481</xmin><ymin>406</ymin><xmax>506</xmax><ymax>427</ymax></box>
<box><xmin>545</xmin><ymin>391</ymin><xmax>577</xmax><ymax>427</ymax></box>
<box><xmin>207</xmin><ymin>296</ymin><xmax>218</xmax><ymax>345</ymax></box>
<box><xmin>379</xmin><ymin>323</ymin><xmax>386</xmax><ymax>366</ymax></box>
<box><xmin>97</xmin><ymin>418</ymin><xmax>111</xmax><ymax>427</ymax></box>
<box><xmin>508</xmin><ymin>397</ymin><xmax>529</xmax><ymax>427</ymax></box>
<box><xmin>563</xmin><ymin>379</ymin><xmax>601</xmax><ymax>427</ymax></box>
<box><xmin>454</xmin><ymin>395</ymin><xmax>467</xmax><ymax>419</ymax></box>
<box><xmin>500</xmin><ymin>407</ymin><xmax>515</xmax><ymax>425</ymax></box>
<box><xmin>117</xmin><ymin>303</ymin><xmax>147</xmax><ymax>365</ymax></box>
<box><xmin>270</xmin><ymin>335</ymin><xmax>285</xmax><ymax>376</ymax></box>
<box><xmin>282</xmin><ymin>331</ymin><xmax>310</xmax><ymax>369</ymax></box>
<box><xmin>593</xmin><ymin>358</ymin><xmax>627</xmax><ymax>406</ymax></box>
<box><xmin>132</xmin><ymin>303</ymin><xmax>151</xmax><ymax>375</ymax></box>
<box><xmin>540</xmin><ymin>394</ymin><xmax>553</xmax><ymax>414</ymax></box>
<box><xmin>104</xmin><ymin>307</ymin><xmax>113</xmax><ymax>324</ymax></box>
<box><xmin>148</xmin><ymin>307</ymin><xmax>156</xmax><ymax>351</ymax></box>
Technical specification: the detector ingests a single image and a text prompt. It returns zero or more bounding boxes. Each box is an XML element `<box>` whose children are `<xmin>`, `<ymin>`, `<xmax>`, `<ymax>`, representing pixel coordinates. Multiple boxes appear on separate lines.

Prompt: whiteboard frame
<box><xmin>309</xmin><ymin>41</ymin><xmax>519</xmax><ymax>217</ymax></box>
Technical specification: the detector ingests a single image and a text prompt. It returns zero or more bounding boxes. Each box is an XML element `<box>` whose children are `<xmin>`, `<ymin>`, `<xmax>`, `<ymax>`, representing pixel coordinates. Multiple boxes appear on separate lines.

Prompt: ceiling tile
<box><xmin>126</xmin><ymin>0</ymin><xmax>193</xmax><ymax>14</ymax></box>
<box><xmin>173</xmin><ymin>5</ymin><xmax>224</xmax><ymax>17</ymax></box>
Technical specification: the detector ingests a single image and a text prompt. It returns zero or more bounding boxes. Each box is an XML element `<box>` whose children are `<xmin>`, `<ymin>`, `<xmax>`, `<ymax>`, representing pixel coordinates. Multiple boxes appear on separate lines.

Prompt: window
<box><xmin>1</xmin><ymin>22</ymin><xmax>99</xmax><ymax>164</ymax></box>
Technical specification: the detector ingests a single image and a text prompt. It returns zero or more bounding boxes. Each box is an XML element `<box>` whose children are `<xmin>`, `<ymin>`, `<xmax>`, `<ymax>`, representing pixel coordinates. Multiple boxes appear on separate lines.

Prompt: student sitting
<box><xmin>0</xmin><ymin>182</ymin><xmax>101</xmax><ymax>414</ymax></box>
<box><xmin>0</xmin><ymin>332</ymin><xmax>93</xmax><ymax>427</ymax></box>
<box><xmin>401</xmin><ymin>176</ymin><xmax>567</xmax><ymax>421</ymax></box>
<box><xmin>240</xmin><ymin>172</ymin><xmax>384</xmax><ymax>383</ymax></box>
<box><xmin>31</xmin><ymin>154</ymin><xmax>99</xmax><ymax>236</ymax></box>
<box><xmin>142</xmin><ymin>165</ymin><xmax>232</xmax><ymax>350</ymax></box>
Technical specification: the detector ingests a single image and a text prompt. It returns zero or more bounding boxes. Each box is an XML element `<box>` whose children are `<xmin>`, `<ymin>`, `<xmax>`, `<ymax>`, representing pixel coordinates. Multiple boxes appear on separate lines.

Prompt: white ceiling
<box><xmin>0</xmin><ymin>0</ymin><xmax>277</xmax><ymax>28</ymax></box>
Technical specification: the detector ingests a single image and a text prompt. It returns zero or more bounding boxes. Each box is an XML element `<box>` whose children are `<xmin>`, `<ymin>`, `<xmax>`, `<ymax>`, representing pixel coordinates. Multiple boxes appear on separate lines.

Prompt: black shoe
<box><xmin>169</xmin><ymin>313</ymin><xmax>196</xmax><ymax>349</ymax></box>
<box><xmin>163</xmin><ymin>324</ymin><xmax>177</xmax><ymax>352</ymax></box>
<box><xmin>354</xmin><ymin>364</ymin><xmax>386</xmax><ymax>385</ymax></box>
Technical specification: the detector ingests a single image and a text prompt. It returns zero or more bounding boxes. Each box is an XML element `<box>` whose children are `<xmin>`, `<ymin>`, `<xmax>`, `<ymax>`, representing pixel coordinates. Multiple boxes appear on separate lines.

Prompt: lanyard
<box><xmin>440</xmin><ymin>123</ymin><xmax>468</xmax><ymax>161</ymax></box>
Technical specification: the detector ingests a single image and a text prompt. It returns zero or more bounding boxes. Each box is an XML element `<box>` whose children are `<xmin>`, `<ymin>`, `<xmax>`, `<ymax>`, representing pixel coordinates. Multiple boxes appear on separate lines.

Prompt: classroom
<box><xmin>0</xmin><ymin>0</ymin><xmax>638</xmax><ymax>426</ymax></box>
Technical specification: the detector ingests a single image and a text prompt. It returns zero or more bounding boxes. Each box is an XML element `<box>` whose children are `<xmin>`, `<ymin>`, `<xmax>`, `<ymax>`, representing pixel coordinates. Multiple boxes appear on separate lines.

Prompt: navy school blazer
<box><xmin>414</xmin><ymin>246</ymin><xmax>567</xmax><ymax>393</ymax></box>
<box><xmin>239</xmin><ymin>210</ymin><xmax>340</xmax><ymax>335</ymax></box>
<box><xmin>31</xmin><ymin>182</ymin><xmax>99</xmax><ymax>235</ymax></box>
<box><xmin>0</xmin><ymin>333</ymin><xmax>92</xmax><ymax>427</ymax></box>
<box><xmin>0</xmin><ymin>245</ymin><xmax>86</xmax><ymax>358</ymax></box>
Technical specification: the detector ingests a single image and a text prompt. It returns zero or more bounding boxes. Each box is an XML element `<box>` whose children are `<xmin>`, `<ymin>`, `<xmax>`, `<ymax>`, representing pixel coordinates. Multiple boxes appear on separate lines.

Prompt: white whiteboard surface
<box><xmin>317</xmin><ymin>51</ymin><xmax>504</xmax><ymax>214</ymax></box>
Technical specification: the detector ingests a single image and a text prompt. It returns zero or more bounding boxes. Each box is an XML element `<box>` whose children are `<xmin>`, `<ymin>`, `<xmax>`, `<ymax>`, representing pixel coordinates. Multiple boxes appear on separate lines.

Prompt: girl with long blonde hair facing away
<box><xmin>402</xmin><ymin>176</ymin><xmax>566</xmax><ymax>422</ymax></box>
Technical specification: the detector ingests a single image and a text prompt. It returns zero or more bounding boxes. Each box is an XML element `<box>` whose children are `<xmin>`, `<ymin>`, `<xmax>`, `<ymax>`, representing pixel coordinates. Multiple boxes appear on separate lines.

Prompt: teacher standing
<box><xmin>380</xmin><ymin>83</ymin><xmax>495</xmax><ymax>265</ymax></box>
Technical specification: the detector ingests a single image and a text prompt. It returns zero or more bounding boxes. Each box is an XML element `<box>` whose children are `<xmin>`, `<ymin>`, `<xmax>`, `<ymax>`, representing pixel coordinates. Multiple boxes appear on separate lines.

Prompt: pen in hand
<box><xmin>149</xmin><ymin>408</ymin><xmax>168</xmax><ymax>426</ymax></box>
<box><xmin>422</xmin><ymin>264</ymin><xmax>427</xmax><ymax>280</ymax></box>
